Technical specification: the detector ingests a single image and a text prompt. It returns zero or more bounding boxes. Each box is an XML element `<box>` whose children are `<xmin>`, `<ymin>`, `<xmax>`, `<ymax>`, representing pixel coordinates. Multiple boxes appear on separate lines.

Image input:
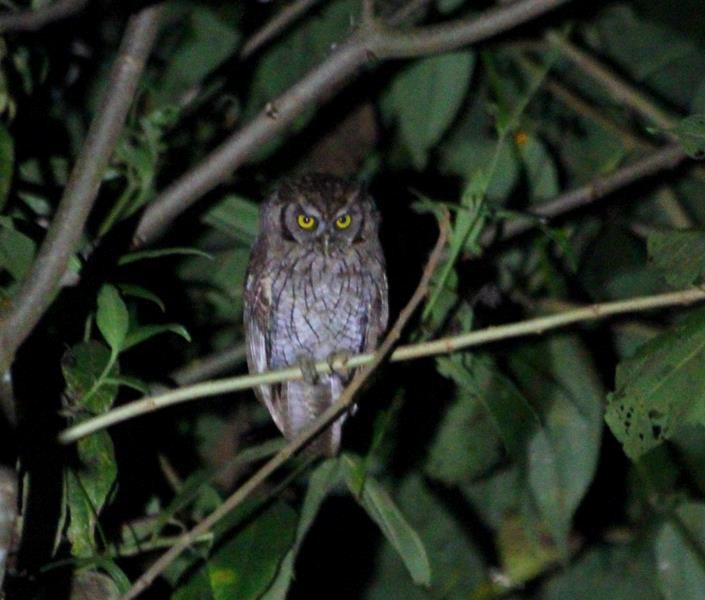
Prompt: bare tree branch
<box><xmin>0</xmin><ymin>5</ymin><xmax>164</xmax><ymax>375</ymax></box>
<box><xmin>60</xmin><ymin>282</ymin><xmax>705</xmax><ymax>446</ymax></box>
<box><xmin>240</xmin><ymin>0</ymin><xmax>324</xmax><ymax>60</ymax></box>
<box><xmin>490</xmin><ymin>143</ymin><xmax>688</xmax><ymax>243</ymax></box>
<box><xmin>546</xmin><ymin>32</ymin><xmax>678</xmax><ymax>132</ymax></box>
<box><xmin>133</xmin><ymin>0</ymin><xmax>574</xmax><ymax>246</ymax></box>
<box><xmin>120</xmin><ymin>211</ymin><xmax>450</xmax><ymax>600</ymax></box>
<box><xmin>0</xmin><ymin>0</ymin><xmax>88</xmax><ymax>33</ymax></box>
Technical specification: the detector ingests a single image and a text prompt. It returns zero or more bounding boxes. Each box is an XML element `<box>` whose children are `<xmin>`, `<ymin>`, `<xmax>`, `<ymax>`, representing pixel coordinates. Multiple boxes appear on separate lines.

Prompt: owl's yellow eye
<box><xmin>335</xmin><ymin>214</ymin><xmax>352</xmax><ymax>229</ymax></box>
<box><xmin>297</xmin><ymin>213</ymin><xmax>317</xmax><ymax>229</ymax></box>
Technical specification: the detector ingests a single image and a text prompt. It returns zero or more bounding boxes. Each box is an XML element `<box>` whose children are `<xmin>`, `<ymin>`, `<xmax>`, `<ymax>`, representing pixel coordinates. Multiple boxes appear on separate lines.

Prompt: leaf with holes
<box><xmin>606</xmin><ymin>307</ymin><xmax>705</xmax><ymax>460</ymax></box>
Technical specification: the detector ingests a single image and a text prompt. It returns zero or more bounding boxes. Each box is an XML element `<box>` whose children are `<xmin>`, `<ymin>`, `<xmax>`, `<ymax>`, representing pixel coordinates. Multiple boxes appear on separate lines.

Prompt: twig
<box><xmin>487</xmin><ymin>143</ymin><xmax>687</xmax><ymax>243</ymax></box>
<box><xmin>170</xmin><ymin>344</ymin><xmax>247</xmax><ymax>386</ymax></box>
<box><xmin>0</xmin><ymin>0</ymin><xmax>87</xmax><ymax>33</ymax></box>
<box><xmin>0</xmin><ymin>466</ymin><xmax>18</xmax><ymax>590</ymax></box>
<box><xmin>60</xmin><ymin>283</ymin><xmax>705</xmax><ymax>445</ymax></box>
<box><xmin>546</xmin><ymin>32</ymin><xmax>678</xmax><ymax>132</ymax></box>
<box><xmin>119</xmin><ymin>211</ymin><xmax>450</xmax><ymax>599</ymax></box>
<box><xmin>133</xmin><ymin>0</ymin><xmax>573</xmax><ymax>246</ymax></box>
<box><xmin>516</xmin><ymin>55</ymin><xmax>650</xmax><ymax>150</ymax></box>
<box><xmin>239</xmin><ymin>0</ymin><xmax>324</xmax><ymax>60</ymax></box>
<box><xmin>0</xmin><ymin>5</ymin><xmax>164</xmax><ymax>375</ymax></box>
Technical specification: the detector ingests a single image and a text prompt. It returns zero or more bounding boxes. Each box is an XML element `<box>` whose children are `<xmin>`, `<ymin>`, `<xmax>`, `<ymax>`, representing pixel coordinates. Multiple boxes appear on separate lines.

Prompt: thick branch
<box><xmin>0</xmin><ymin>0</ymin><xmax>88</xmax><ymax>33</ymax></box>
<box><xmin>374</xmin><ymin>0</ymin><xmax>571</xmax><ymax>57</ymax></box>
<box><xmin>0</xmin><ymin>5</ymin><xmax>163</xmax><ymax>374</ymax></box>
<box><xmin>120</xmin><ymin>211</ymin><xmax>450</xmax><ymax>599</ymax></box>
<box><xmin>60</xmin><ymin>285</ymin><xmax>705</xmax><ymax>445</ymax></box>
<box><xmin>133</xmin><ymin>0</ymin><xmax>574</xmax><ymax>246</ymax></box>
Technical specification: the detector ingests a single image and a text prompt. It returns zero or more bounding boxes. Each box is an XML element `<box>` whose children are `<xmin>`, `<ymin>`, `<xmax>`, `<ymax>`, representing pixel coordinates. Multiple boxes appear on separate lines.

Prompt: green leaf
<box><xmin>647</xmin><ymin>229</ymin><xmax>705</xmax><ymax>287</ymax></box>
<box><xmin>655</xmin><ymin>503</ymin><xmax>705</xmax><ymax>599</ymax></box>
<box><xmin>102</xmin><ymin>375</ymin><xmax>150</xmax><ymax>395</ymax></box>
<box><xmin>61</xmin><ymin>341</ymin><xmax>118</xmax><ymax>414</ymax></box>
<box><xmin>517</xmin><ymin>135</ymin><xmax>560</xmax><ymax>202</ymax></box>
<box><xmin>0</xmin><ymin>121</ymin><xmax>13</xmax><ymax>211</ymax></box>
<box><xmin>202</xmin><ymin>195</ymin><xmax>260</xmax><ymax>244</ymax></box>
<box><xmin>508</xmin><ymin>335</ymin><xmax>604</xmax><ymax>551</ymax></box>
<box><xmin>364</xmin><ymin>475</ymin><xmax>485</xmax><ymax>600</ymax></box>
<box><xmin>96</xmin><ymin>284</ymin><xmax>129</xmax><ymax>355</ymax></box>
<box><xmin>158</xmin><ymin>5</ymin><xmax>240</xmax><ymax>105</ymax></box>
<box><xmin>674</xmin><ymin>114</ymin><xmax>705</xmax><ymax>158</ymax></box>
<box><xmin>427</xmin><ymin>355</ymin><xmax>503</xmax><ymax>484</ymax></box>
<box><xmin>66</xmin><ymin>430</ymin><xmax>117</xmax><ymax>557</ymax></box>
<box><xmin>496</xmin><ymin>515</ymin><xmax>563</xmax><ymax>588</ymax></box>
<box><xmin>344</xmin><ymin>455</ymin><xmax>431</xmax><ymax>587</ymax></box>
<box><xmin>118</xmin><ymin>283</ymin><xmax>165</xmax><ymax>312</ymax></box>
<box><xmin>122</xmin><ymin>323</ymin><xmax>191</xmax><ymax>352</ymax></box>
<box><xmin>118</xmin><ymin>247</ymin><xmax>212</xmax><ymax>266</ymax></box>
<box><xmin>174</xmin><ymin>501</ymin><xmax>297</xmax><ymax>600</ymax></box>
<box><xmin>544</xmin><ymin>542</ymin><xmax>661</xmax><ymax>600</ymax></box>
<box><xmin>262</xmin><ymin>458</ymin><xmax>341</xmax><ymax>599</ymax></box>
<box><xmin>383</xmin><ymin>51</ymin><xmax>475</xmax><ymax>168</ymax></box>
<box><xmin>605</xmin><ymin>307</ymin><xmax>705</xmax><ymax>460</ymax></box>
<box><xmin>0</xmin><ymin>217</ymin><xmax>36</xmax><ymax>285</ymax></box>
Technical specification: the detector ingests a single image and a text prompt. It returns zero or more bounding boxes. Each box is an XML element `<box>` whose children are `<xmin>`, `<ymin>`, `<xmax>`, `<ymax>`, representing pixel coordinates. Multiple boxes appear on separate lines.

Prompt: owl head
<box><xmin>260</xmin><ymin>173</ymin><xmax>380</xmax><ymax>257</ymax></box>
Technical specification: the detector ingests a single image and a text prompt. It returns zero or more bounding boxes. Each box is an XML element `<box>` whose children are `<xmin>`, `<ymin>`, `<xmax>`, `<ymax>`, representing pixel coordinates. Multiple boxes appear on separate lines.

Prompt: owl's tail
<box><xmin>283</xmin><ymin>377</ymin><xmax>346</xmax><ymax>457</ymax></box>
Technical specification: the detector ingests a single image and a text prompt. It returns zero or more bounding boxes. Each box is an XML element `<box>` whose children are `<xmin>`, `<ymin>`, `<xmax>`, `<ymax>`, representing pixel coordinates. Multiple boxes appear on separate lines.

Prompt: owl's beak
<box><xmin>322</xmin><ymin>234</ymin><xmax>330</xmax><ymax>258</ymax></box>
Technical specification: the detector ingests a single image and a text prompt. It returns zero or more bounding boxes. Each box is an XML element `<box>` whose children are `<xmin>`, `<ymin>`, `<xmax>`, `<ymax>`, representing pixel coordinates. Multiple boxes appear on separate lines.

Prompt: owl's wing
<box><xmin>363</xmin><ymin>268</ymin><xmax>390</xmax><ymax>352</ymax></box>
<box><xmin>244</xmin><ymin>269</ymin><xmax>286</xmax><ymax>432</ymax></box>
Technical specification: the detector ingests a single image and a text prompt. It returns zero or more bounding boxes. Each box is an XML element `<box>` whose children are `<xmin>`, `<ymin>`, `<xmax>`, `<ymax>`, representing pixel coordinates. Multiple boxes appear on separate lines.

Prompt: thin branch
<box><xmin>516</xmin><ymin>55</ymin><xmax>651</xmax><ymax>151</ymax></box>
<box><xmin>488</xmin><ymin>143</ymin><xmax>687</xmax><ymax>243</ymax></box>
<box><xmin>546</xmin><ymin>32</ymin><xmax>678</xmax><ymax>132</ymax></box>
<box><xmin>0</xmin><ymin>0</ymin><xmax>87</xmax><ymax>33</ymax></box>
<box><xmin>133</xmin><ymin>0</ymin><xmax>574</xmax><ymax>246</ymax></box>
<box><xmin>170</xmin><ymin>344</ymin><xmax>247</xmax><ymax>386</ymax></box>
<box><xmin>60</xmin><ymin>284</ymin><xmax>705</xmax><ymax>445</ymax></box>
<box><xmin>119</xmin><ymin>210</ymin><xmax>450</xmax><ymax>600</ymax></box>
<box><xmin>0</xmin><ymin>5</ymin><xmax>164</xmax><ymax>375</ymax></box>
<box><xmin>239</xmin><ymin>0</ymin><xmax>324</xmax><ymax>60</ymax></box>
<box><xmin>372</xmin><ymin>0</ymin><xmax>572</xmax><ymax>58</ymax></box>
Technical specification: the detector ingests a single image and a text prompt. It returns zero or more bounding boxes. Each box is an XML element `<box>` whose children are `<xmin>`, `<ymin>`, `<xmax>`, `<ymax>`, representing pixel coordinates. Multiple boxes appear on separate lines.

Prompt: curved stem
<box><xmin>60</xmin><ymin>285</ymin><xmax>705</xmax><ymax>445</ymax></box>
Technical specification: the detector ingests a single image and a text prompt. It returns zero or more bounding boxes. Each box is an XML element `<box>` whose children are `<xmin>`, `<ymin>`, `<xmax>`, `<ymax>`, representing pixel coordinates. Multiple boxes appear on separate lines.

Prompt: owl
<box><xmin>244</xmin><ymin>173</ymin><xmax>388</xmax><ymax>456</ymax></box>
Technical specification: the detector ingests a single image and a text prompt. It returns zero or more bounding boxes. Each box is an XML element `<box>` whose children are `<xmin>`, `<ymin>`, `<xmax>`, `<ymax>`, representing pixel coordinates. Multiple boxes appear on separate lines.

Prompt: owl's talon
<box><xmin>297</xmin><ymin>356</ymin><xmax>320</xmax><ymax>385</ymax></box>
<box><xmin>327</xmin><ymin>351</ymin><xmax>352</xmax><ymax>379</ymax></box>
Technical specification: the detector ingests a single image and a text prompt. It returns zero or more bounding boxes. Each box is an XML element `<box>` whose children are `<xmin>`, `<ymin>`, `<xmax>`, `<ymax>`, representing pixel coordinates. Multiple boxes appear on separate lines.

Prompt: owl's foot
<box><xmin>297</xmin><ymin>356</ymin><xmax>320</xmax><ymax>385</ymax></box>
<box><xmin>326</xmin><ymin>351</ymin><xmax>352</xmax><ymax>379</ymax></box>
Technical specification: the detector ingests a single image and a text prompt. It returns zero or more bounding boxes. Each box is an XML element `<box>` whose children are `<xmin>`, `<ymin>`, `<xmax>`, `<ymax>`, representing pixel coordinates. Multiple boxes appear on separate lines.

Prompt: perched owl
<box><xmin>244</xmin><ymin>174</ymin><xmax>389</xmax><ymax>456</ymax></box>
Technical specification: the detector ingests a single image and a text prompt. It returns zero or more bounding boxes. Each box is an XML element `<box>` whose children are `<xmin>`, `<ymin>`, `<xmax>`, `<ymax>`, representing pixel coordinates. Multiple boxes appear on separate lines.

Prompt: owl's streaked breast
<box><xmin>267</xmin><ymin>248</ymin><xmax>376</xmax><ymax>368</ymax></box>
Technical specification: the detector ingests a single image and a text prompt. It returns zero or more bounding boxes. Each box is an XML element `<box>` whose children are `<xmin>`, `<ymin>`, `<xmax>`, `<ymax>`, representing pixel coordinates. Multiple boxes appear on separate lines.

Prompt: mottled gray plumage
<box><xmin>244</xmin><ymin>174</ymin><xmax>388</xmax><ymax>456</ymax></box>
